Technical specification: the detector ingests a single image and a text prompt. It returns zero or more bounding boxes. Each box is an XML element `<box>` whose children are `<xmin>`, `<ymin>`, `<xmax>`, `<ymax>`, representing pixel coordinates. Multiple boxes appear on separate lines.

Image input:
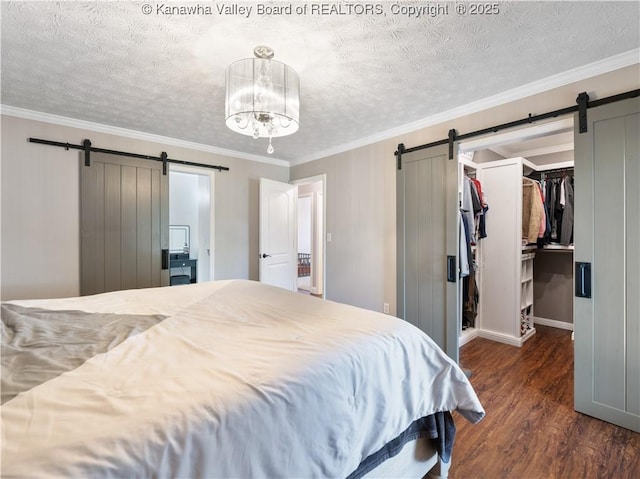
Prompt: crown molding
<box><xmin>0</xmin><ymin>105</ymin><xmax>289</xmax><ymax>168</ymax></box>
<box><xmin>290</xmin><ymin>48</ymin><xmax>640</xmax><ymax>166</ymax></box>
<box><xmin>2</xmin><ymin>48</ymin><xmax>637</xmax><ymax>169</ymax></box>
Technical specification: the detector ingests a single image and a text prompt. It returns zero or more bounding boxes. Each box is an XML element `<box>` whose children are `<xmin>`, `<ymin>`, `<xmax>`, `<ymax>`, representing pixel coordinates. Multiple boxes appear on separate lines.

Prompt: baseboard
<box><xmin>476</xmin><ymin>328</ymin><xmax>536</xmax><ymax>347</ymax></box>
<box><xmin>533</xmin><ymin>316</ymin><xmax>574</xmax><ymax>331</ymax></box>
<box><xmin>459</xmin><ymin>328</ymin><xmax>479</xmax><ymax>347</ymax></box>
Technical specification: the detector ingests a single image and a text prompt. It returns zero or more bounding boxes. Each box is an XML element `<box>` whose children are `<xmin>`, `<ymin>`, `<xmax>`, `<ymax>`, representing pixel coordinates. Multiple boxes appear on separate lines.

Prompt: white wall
<box><xmin>1</xmin><ymin>118</ymin><xmax>80</xmax><ymax>300</ymax></box>
<box><xmin>0</xmin><ymin>115</ymin><xmax>288</xmax><ymax>300</ymax></box>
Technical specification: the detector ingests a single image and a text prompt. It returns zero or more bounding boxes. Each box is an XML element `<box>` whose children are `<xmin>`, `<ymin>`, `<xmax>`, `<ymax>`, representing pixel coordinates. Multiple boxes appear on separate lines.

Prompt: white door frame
<box><xmin>457</xmin><ymin>118</ymin><xmax>574</xmax><ymax>155</ymax></box>
<box><xmin>291</xmin><ymin>174</ymin><xmax>327</xmax><ymax>299</ymax></box>
<box><xmin>169</xmin><ymin>164</ymin><xmax>215</xmax><ymax>282</ymax></box>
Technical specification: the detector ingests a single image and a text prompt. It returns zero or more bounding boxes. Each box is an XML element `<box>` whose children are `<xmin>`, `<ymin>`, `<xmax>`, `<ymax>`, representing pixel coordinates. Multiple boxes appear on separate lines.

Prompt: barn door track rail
<box><xmin>28</xmin><ymin>138</ymin><xmax>230</xmax><ymax>175</ymax></box>
<box><xmin>395</xmin><ymin>88</ymin><xmax>640</xmax><ymax>169</ymax></box>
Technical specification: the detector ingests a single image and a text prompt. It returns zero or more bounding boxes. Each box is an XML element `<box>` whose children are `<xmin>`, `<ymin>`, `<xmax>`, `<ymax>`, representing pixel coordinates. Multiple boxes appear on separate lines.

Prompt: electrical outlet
<box><xmin>327</xmin><ymin>232</ymin><xmax>332</xmax><ymax>242</ymax></box>
<box><xmin>383</xmin><ymin>303</ymin><xmax>389</xmax><ymax>314</ymax></box>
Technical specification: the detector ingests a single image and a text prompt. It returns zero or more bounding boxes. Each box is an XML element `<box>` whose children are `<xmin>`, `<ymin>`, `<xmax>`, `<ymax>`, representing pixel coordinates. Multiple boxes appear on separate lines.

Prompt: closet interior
<box><xmin>458</xmin><ymin>123</ymin><xmax>575</xmax><ymax>348</ymax></box>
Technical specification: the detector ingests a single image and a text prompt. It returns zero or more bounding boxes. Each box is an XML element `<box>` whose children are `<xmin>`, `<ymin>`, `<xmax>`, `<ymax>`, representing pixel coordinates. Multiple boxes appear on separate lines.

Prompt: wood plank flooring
<box><xmin>450</xmin><ymin>325</ymin><xmax>639</xmax><ymax>479</ymax></box>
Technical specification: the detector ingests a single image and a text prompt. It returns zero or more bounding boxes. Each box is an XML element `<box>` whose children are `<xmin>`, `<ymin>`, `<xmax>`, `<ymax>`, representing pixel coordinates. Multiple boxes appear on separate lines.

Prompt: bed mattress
<box><xmin>1</xmin><ymin>279</ymin><xmax>484</xmax><ymax>478</ymax></box>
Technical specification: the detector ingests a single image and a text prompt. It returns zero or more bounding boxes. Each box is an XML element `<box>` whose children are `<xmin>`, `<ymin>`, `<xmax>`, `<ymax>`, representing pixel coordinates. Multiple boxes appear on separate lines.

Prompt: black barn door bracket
<box><xmin>161</xmin><ymin>152</ymin><xmax>168</xmax><ymax>176</ymax></box>
<box><xmin>83</xmin><ymin>139</ymin><xmax>91</xmax><ymax>167</ymax></box>
<box><xmin>577</xmin><ymin>92</ymin><xmax>590</xmax><ymax>134</ymax></box>
<box><xmin>396</xmin><ymin>143</ymin><xmax>405</xmax><ymax>170</ymax></box>
<box><xmin>448</xmin><ymin>129</ymin><xmax>457</xmax><ymax>160</ymax></box>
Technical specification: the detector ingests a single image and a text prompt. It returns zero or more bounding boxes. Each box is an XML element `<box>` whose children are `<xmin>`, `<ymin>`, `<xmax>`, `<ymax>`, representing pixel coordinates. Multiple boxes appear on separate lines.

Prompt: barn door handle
<box><xmin>575</xmin><ymin>262</ymin><xmax>591</xmax><ymax>298</ymax></box>
<box><xmin>162</xmin><ymin>249</ymin><xmax>169</xmax><ymax>270</ymax></box>
<box><xmin>447</xmin><ymin>256</ymin><xmax>456</xmax><ymax>282</ymax></box>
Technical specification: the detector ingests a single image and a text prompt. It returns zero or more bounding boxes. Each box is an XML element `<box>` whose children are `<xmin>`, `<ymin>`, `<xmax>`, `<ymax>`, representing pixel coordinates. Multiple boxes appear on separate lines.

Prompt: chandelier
<box><xmin>225</xmin><ymin>46</ymin><xmax>300</xmax><ymax>154</ymax></box>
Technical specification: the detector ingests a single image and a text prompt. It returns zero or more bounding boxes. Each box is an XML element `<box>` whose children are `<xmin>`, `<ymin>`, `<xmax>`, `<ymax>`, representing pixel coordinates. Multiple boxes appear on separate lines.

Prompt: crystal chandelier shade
<box><xmin>225</xmin><ymin>47</ymin><xmax>300</xmax><ymax>154</ymax></box>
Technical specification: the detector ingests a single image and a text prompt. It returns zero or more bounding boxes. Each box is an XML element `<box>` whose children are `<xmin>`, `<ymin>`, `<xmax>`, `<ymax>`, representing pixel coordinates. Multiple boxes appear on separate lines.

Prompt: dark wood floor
<box><xmin>450</xmin><ymin>326</ymin><xmax>639</xmax><ymax>479</ymax></box>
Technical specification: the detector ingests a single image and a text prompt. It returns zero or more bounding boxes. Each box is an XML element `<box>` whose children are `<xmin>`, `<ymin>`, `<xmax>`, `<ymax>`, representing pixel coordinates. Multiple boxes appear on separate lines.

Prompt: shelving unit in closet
<box><xmin>520</xmin><ymin>248</ymin><xmax>536</xmax><ymax>339</ymax></box>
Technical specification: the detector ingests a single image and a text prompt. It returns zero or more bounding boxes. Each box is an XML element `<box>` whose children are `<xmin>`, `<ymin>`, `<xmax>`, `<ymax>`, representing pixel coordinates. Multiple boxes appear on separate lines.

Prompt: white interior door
<box><xmin>259</xmin><ymin>178</ymin><xmax>297</xmax><ymax>291</ymax></box>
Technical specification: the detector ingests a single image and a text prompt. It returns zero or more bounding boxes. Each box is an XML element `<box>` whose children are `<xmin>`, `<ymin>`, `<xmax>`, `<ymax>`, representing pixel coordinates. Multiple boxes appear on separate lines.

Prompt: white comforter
<box><xmin>1</xmin><ymin>279</ymin><xmax>484</xmax><ymax>478</ymax></box>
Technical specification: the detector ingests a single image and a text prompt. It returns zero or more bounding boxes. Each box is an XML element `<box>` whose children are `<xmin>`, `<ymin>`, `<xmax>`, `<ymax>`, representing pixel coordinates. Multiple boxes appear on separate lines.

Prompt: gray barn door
<box><xmin>397</xmin><ymin>144</ymin><xmax>459</xmax><ymax>362</ymax></box>
<box><xmin>81</xmin><ymin>153</ymin><xmax>169</xmax><ymax>295</ymax></box>
<box><xmin>574</xmin><ymin>97</ymin><xmax>640</xmax><ymax>432</ymax></box>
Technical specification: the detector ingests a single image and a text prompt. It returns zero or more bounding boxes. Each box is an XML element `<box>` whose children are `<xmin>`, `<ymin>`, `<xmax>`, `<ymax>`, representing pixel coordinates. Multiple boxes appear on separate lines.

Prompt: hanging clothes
<box><xmin>540</xmin><ymin>172</ymin><xmax>574</xmax><ymax>244</ymax></box>
<box><xmin>554</xmin><ymin>180</ymin><xmax>564</xmax><ymax>240</ymax></box>
<box><xmin>536</xmin><ymin>182</ymin><xmax>547</xmax><ymax>239</ymax></box>
<box><xmin>545</xmin><ymin>179</ymin><xmax>558</xmax><ymax>240</ymax></box>
<box><xmin>460</xmin><ymin>212</ymin><xmax>478</xmax><ymax>330</ymax></box>
<box><xmin>478</xmin><ymin>204</ymin><xmax>489</xmax><ymax>240</ymax></box>
<box><xmin>560</xmin><ymin>175</ymin><xmax>574</xmax><ymax>245</ymax></box>
<box><xmin>461</xmin><ymin>177</ymin><xmax>477</xmax><ymax>244</ymax></box>
<box><xmin>459</xmin><ymin>213</ymin><xmax>470</xmax><ymax>278</ymax></box>
<box><xmin>522</xmin><ymin>177</ymin><xmax>544</xmax><ymax>244</ymax></box>
<box><xmin>461</xmin><ymin>175</ymin><xmax>487</xmax><ymax>330</ymax></box>
<box><xmin>462</xmin><ymin>273</ymin><xmax>479</xmax><ymax>330</ymax></box>
<box><xmin>471</xmin><ymin>177</ymin><xmax>488</xmax><ymax>240</ymax></box>
<box><xmin>460</xmin><ymin>173</ymin><xmax>486</xmax><ymax>331</ymax></box>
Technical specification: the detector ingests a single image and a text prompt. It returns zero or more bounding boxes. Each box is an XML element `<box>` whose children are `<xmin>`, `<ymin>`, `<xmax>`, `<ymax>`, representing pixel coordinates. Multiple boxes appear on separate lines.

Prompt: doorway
<box><xmin>457</xmin><ymin>118</ymin><xmax>575</xmax><ymax>349</ymax></box>
<box><xmin>292</xmin><ymin>175</ymin><xmax>326</xmax><ymax>298</ymax></box>
<box><xmin>169</xmin><ymin>165</ymin><xmax>215</xmax><ymax>283</ymax></box>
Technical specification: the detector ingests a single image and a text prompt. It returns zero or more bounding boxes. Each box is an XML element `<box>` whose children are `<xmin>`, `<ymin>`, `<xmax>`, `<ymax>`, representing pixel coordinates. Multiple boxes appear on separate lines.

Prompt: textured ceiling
<box><xmin>1</xmin><ymin>1</ymin><xmax>639</xmax><ymax>164</ymax></box>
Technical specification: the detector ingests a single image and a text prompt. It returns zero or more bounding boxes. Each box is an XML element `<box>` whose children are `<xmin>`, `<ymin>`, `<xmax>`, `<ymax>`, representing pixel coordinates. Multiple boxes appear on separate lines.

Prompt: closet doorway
<box><xmin>457</xmin><ymin>118</ymin><xmax>575</xmax><ymax>349</ymax></box>
<box><xmin>292</xmin><ymin>175</ymin><xmax>326</xmax><ymax>298</ymax></box>
<box><xmin>169</xmin><ymin>165</ymin><xmax>215</xmax><ymax>283</ymax></box>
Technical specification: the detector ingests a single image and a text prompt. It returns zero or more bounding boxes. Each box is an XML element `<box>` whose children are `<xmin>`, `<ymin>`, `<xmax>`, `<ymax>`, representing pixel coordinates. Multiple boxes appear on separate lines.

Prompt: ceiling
<box><xmin>490</xmin><ymin>129</ymin><xmax>575</xmax><ymax>165</ymax></box>
<box><xmin>1</xmin><ymin>1</ymin><xmax>638</xmax><ymax>165</ymax></box>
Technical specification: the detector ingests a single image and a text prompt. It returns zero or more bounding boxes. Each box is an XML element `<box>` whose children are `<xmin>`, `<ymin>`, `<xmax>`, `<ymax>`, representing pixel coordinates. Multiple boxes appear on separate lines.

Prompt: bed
<box><xmin>1</xmin><ymin>279</ymin><xmax>484</xmax><ymax>478</ymax></box>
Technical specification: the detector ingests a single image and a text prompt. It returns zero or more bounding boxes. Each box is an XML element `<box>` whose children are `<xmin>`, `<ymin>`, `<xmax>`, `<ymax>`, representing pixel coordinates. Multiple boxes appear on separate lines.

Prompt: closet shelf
<box><xmin>539</xmin><ymin>244</ymin><xmax>574</xmax><ymax>252</ymax></box>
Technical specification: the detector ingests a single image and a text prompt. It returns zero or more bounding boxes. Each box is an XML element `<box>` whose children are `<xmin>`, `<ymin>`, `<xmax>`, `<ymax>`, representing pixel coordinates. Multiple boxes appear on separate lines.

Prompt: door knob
<box><xmin>261</xmin><ymin>253</ymin><xmax>272</xmax><ymax>258</ymax></box>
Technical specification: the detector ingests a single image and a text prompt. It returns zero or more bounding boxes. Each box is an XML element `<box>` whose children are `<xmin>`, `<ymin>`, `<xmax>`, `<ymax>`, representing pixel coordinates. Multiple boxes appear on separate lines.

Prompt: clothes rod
<box><xmin>528</xmin><ymin>167</ymin><xmax>574</xmax><ymax>180</ymax></box>
<box><xmin>395</xmin><ymin>88</ymin><xmax>640</xmax><ymax>166</ymax></box>
<box><xmin>28</xmin><ymin>138</ymin><xmax>230</xmax><ymax>174</ymax></box>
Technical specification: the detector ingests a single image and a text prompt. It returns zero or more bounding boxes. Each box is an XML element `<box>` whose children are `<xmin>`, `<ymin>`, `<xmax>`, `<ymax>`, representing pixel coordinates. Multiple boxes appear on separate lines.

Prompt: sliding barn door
<box><xmin>397</xmin><ymin>144</ymin><xmax>459</xmax><ymax>362</ymax></box>
<box><xmin>574</xmin><ymin>97</ymin><xmax>640</xmax><ymax>432</ymax></box>
<box><xmin>81</xmin><ymin>153</ymin><xmax>169</xmax><ymax>295</ymax></box>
